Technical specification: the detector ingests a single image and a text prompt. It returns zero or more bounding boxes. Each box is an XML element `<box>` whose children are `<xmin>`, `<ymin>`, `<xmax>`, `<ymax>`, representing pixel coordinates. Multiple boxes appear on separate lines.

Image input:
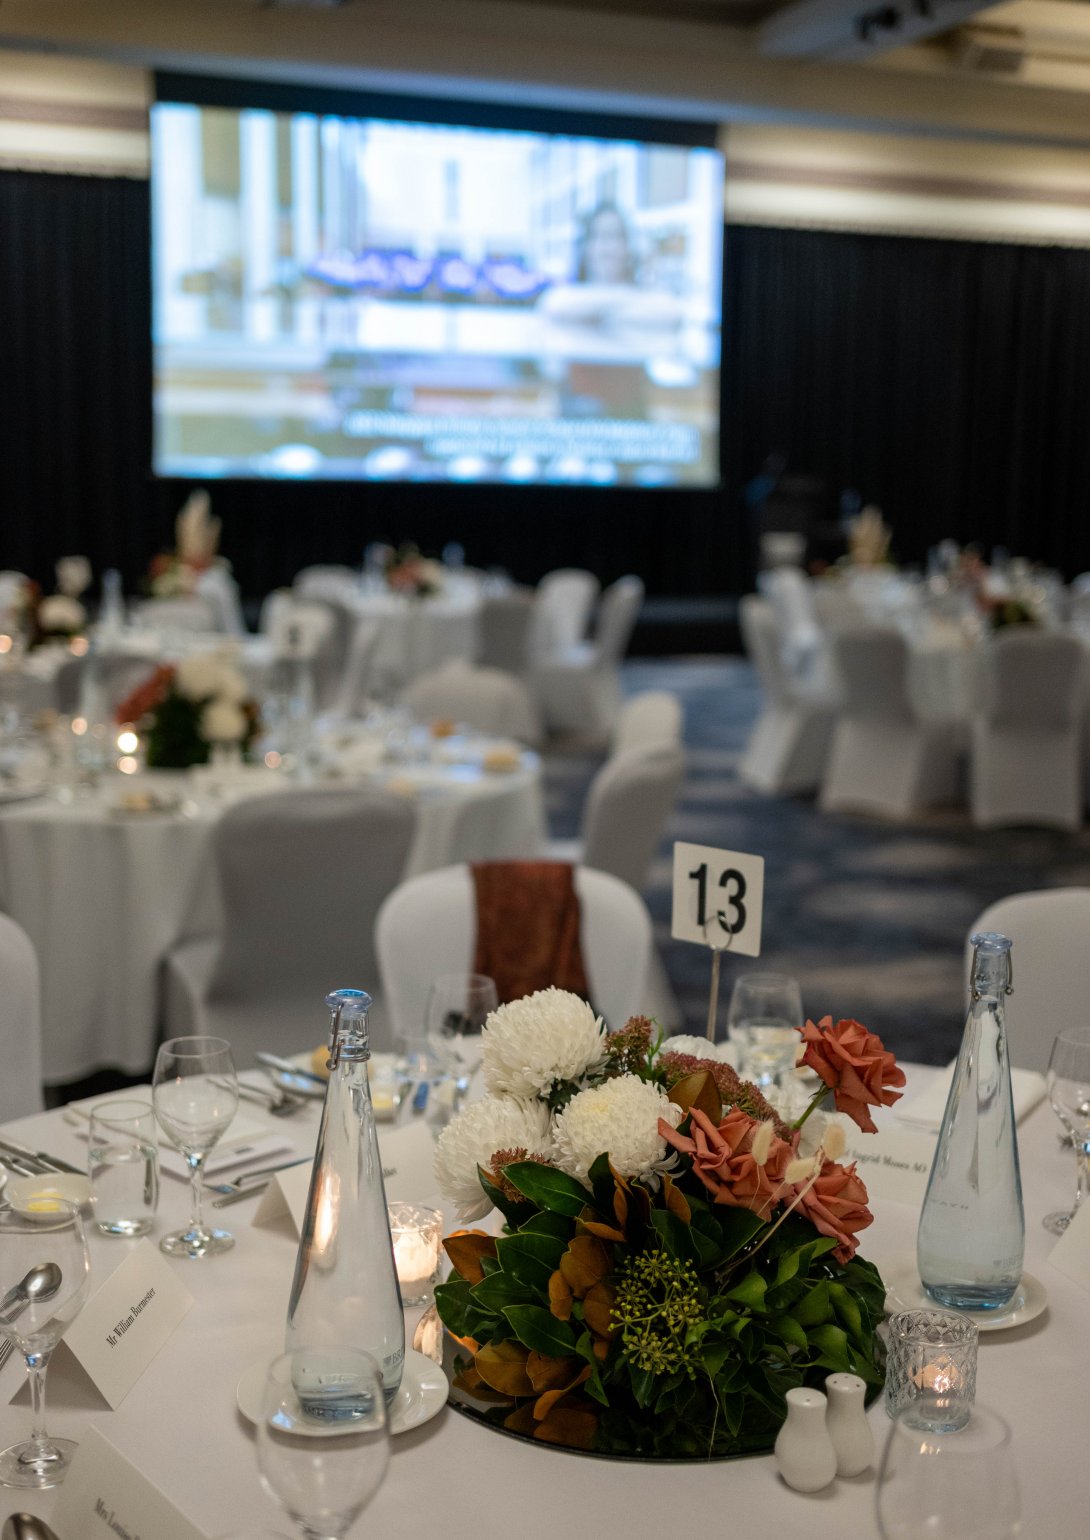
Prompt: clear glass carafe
<box><xmin>917</xmin><ymin>933</ymin><xmax>1025</xmax><ymax>1311</ymax></box>
<box><xmin>286</xmin><ymin>989</ymin><xmax>405</xmax><ymax>1406</ymax></box>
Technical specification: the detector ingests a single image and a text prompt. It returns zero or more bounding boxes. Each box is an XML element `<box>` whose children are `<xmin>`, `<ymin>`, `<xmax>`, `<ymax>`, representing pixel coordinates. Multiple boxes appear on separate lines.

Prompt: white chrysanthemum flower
<box><xmin>200</xmin><ymin>698</ymin><xmax>248</xmax><ymax>743</ymax></box>
<box><xmin>481</xmin><ymin>988</ymin><xmax>608</xmax><ymax>1100</ymax></box>
<box><xmin>664</xmin><ymin>1034</ymin><xmax>735</xmax><ymax>1065</ymax></box>
<box><xmin>552</xmin><ymin>1074</ymin><xmax>683</xmax><ymax>1188</ymax></box>
<box><xmin>175</xmin><ymin>654</ymin><xmax>248</xmax><ymax>705</ymax></box>
<box><xmin>433</xmin><ymin>1095</ymin><xmax>553</xmax><ymax>1221</ymax></box>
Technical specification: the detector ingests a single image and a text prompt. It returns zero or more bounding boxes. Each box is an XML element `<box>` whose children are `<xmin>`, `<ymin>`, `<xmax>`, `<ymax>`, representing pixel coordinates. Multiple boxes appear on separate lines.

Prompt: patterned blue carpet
<box><xmin>543</xmin><ymin>657</ymin><xmax>1090</xmax><ymax>1067</ymax></box>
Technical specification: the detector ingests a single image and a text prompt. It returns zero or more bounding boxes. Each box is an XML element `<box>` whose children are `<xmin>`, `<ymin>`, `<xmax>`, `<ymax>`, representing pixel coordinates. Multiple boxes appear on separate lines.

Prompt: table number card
<box><xmin>51</xmin><ymin>1424</ymin><xmax>207</xmax><ymax>1540</ymax></box>
<box><xmin>672</xmin><ymin>842</ymin><xmax>765</xmax><ymax>957</ymax></box>
<box><xmin>26</xmin><ymin>1240</ymin><xmax>194</xmax><ymax>1411</ymax></box>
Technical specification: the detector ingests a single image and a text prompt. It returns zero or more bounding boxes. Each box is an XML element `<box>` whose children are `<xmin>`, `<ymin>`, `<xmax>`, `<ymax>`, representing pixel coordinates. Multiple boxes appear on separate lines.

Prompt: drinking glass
<box><xmin>876</xmin><ymin>1405</ymin><xmax>1022</xmax><ymax>1539</ymax></box>
<box><xmin>0</xmin><ymin>1204</ymin><xmax>92</xmax><ymax>1488</ymax></box>
<box><xmin>152</xmin><ymin>1035</ymin><xmax>239</xmax><ymax>1259</ymax></box>
<box><xmin>257</xmin><ymin>1347</ymin><xmax>390</xmax><ymax>1540</ymax></box>
<box><xmin>88</xmin><ymin>1099</ymin><xmax>159</xmax><ymax>1237</ymax></box>
<box><xmin>423</xmin><ymin>973</ymin><xmax>498</xmax><ymax>1123</ymax></box>
<box><xmin>1044</xmin><ymin>1025</ymin><xmax>1090</xmax><ymax>1234</ymax></box>
<box><xmin>726</xmin><ymin>972</ymin><xmax>803</xmax><ymax>1086</ymax></box>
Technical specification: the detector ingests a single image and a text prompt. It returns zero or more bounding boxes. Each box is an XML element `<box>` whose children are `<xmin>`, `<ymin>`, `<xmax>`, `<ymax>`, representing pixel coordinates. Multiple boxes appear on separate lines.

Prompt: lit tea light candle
<box><xmin>914</xmin><ymin>1360</ymin><xmax>961</xmax><ymax>1395</ymax></box>
<box><xmin>388</xmin><ymin>1202</ymin><xmax>442</xmax><ymax>1306</ymax></box>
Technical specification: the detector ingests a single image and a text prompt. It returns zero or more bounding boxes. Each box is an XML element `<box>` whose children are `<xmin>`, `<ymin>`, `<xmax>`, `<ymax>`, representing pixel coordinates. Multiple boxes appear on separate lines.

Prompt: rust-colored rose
<box><xmin>659</xmin><ymin>1106</ymin><xmax>792</xmax><ymax>1220</ymax></box>
<box><xmin>797</xmin><ymin>1016</ymin><xmax>906</xmax><ymax>1134</ymax></box>
<box><xmin>794</xmin><ymin>1158</ymin><xmax>873</xmax><ymax>1263</ymax></box>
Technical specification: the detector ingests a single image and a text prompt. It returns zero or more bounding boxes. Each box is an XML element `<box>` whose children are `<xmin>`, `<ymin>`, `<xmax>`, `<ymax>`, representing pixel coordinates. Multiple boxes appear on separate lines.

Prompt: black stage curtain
<box><xmin>5</xmin><ymin>168</ymin><xmax>1090</xmax><ymax>594</ymax></box>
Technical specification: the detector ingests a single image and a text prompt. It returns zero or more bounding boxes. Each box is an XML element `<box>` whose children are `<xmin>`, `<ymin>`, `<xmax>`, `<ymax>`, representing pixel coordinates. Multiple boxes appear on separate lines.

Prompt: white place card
<box><xmin>841</xmin><ymin>1124</ymin><xmax>937</xmax><ymax>1208</ymax></box>
<box><xmin>51</xmin><ymin>1424</ymin><xmax>207</xmax><ymax>1540</ymax></box>
<box><xmin>254</xmin><ymin>1118</ymin><xmax>440</xmax><ymax>1238</ymax></box>
<box><xmin>671</xmin><ymin>841</ymin><xmax>764</xmax><ymax>957</ymax></box>
<box><xmin>33</xmin><ymin>1240</ymin><xmax>194</xmax><ymax>1410</ymax></box>
<box><xmin>1048</xmin><ymin>1199</ymin><xmax>1090</xmax><ymax>1293</ymax></box>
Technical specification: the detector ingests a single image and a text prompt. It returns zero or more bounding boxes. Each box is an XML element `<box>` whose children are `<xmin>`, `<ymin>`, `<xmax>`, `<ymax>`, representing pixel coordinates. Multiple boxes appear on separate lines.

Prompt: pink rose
<box><xmin>659</xmin><ymin>1107</ymin><xmax>792</xmax><ymax>1220</ymax></box>
<box><xmin>797</xmin><ymin>1016</ymin><xmax>906</xmax><ymax>1134</ymax></box>
<box><xmin>793</xmin><ymin>1159</ymin><xmax>873</xmax><ymax>1263</ymax></box>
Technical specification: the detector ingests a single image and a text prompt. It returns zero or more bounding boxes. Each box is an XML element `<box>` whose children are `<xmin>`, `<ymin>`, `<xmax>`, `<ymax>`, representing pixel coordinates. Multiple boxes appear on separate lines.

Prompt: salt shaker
<box><xmin>824</xmin><ymin>1371</ymin><xmax>875</xmax><ymax>1476</ymax></box>
<box><xmin>774</xmin><ymin>1386</ymin><xmax>837</xmax><ymax>1492</ymax></box>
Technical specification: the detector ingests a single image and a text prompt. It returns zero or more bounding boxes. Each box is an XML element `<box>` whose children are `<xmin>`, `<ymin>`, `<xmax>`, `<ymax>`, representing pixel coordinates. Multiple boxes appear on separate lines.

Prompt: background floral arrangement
<box><xmin>384</xmin><ymin>543</ymin><xmax>443</xmax><ymax>598</ymax></box>
<box><xmin>115</xmin><ymin>652</ymin><xmax>259</xmax><ymax>769</ymax></box>
<box><xmin>148</xmin><ymin>490</ymin><xmax>228</xmax><ymax>598</ymax></box>
<box><xmin>434</xmin><ymin>991</ymin><xmax>902</xmax><ymax>1459</ymax></box>
<box><xmin>13</xmin><ymin>556</ymin><xmax>91</xmax><ymax>648</ymax></box>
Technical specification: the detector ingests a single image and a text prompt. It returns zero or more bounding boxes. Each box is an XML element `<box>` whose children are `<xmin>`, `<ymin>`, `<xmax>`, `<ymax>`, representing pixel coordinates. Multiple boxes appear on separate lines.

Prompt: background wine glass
<box><xmin>0</xmin><ymin>1203</ymin><xmax>91</xmax><ymax>1489</ymax></box>
<box><xmin>257</xmin><ymin>1346</ymin><xmax>390</xmax><ymax>1540</ymax></box>
<box><xmin>1044</xmin><ymin>1025</ymin><xmax>1090</xmax><ymax>1234</ymax></box>
<box><xmin>876</xmin><ymin>1405</ymin><xmax>1021</xmax><ymax>1540</ymax></box>
<box><xmin>152</xmin><ymin>1034</ymin><xmax>239</xmax><ymax>1259</ymax></box>
<box><xmin>726</xmin><ymin>972</ymin><xmax>803</xmax><ymax>1087</ymax></box>
<box><xmin>423</xmin><ymin>973</ymin><xmax>497</xmax><ymax>1121</ymax></box>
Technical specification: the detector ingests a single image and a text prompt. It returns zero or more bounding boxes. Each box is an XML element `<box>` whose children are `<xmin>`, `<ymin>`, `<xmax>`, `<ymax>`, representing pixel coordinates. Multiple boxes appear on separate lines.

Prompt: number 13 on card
<box><xmin>671</xmin><ymin>842</ymin><xmax>764</xmax><ymax>957</ymax></box>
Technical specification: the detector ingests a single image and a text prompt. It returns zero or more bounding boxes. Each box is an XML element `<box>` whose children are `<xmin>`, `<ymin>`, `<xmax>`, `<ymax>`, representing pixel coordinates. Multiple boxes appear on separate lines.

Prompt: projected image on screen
<box><xmin>151</xmin><ymin>103</ymin><xmax>723</xmax><ymax>487</ymax></box>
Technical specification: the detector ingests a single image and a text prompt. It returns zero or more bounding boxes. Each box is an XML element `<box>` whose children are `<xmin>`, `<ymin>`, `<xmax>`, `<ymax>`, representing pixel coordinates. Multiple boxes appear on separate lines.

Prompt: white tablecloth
<box><xmin>0</xmin><ymin>752</ymin><xmax>544</xmax><ymax>1084</ymax></box>
<box><xmin>350</xmin><ymin>589</ymin><xmax>481</xmax><ymax>685</ymax></box>
<box><xmin>0</xmin><ymin>1065</ymin><xmax>1085</xmax><ymax>1537</ymax></box>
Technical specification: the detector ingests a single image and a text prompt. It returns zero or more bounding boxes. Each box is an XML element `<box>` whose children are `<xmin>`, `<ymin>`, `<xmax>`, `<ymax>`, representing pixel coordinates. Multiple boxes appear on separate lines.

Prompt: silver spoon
<box><xmin>0</xmin><ymin>1263</ymin><xmax>63</xmax><ymax>1328</ymax></box>
<box><xmin>2</xmin><ymin>1515</ymin><xmax>61</xmax><ymax>1540</ymax></box>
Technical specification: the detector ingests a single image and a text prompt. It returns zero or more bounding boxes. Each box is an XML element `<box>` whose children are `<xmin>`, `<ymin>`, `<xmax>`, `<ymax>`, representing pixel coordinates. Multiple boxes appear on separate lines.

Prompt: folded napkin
<box><xmin>472</xmin><ymin>860</ymin><xmax>590</xmax><ymax>1006</ymax></box>
<box><xmin>63</xmin><ymin>1094</ymin><xmax>293</xmax><ymax>1181</ymax></box>
<box><xmin>896</xmin><ymin>1063</ymin><xmax>1047</xmax><ymax>1129</ymax></box>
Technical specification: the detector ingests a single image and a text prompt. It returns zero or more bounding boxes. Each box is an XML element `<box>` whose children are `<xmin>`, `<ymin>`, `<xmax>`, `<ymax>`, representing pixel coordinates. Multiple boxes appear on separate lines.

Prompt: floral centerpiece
<box><xmin>433</xmin><ymin>993</ymin><xmax>903</xmax><ymax>1459</ymax></box>
<box><xmin>115</xmin><ymin>652</ymin><xmax>259</xmax><ymax>769</ymax></box>
<box><xmin>13</xmin><ymin>557</ymin><xmax>92</xmax><ymax>649</ymax></box>
<box><xmin>384</xmin><ymin>543</ymin><xmax>443</xmax><ymax>599</ymax></box>
<box><xmin>148</xmin><ymin>490</ymin><xmax>229</xmax><ymax>598</ymax></box>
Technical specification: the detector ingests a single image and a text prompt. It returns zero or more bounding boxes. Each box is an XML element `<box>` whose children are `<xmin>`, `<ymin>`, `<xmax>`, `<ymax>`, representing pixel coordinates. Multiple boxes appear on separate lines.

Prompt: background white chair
<box><xmin>0</xmin><ymin>913</ymin><xmax>43</xmax><ymax>1120</ymax></box>
<box><xmin>531</xmin><ymin>575</ymin><xmax>644</xmax><ymax>740</ymax></box>
<box><xmin>611</xmin><ymin>691</ymin><xmax>683</xmax><ymax>757</ymax></box>
<box><xmin>163</xmin><ymin>787</ymin><xmax>416</xmax><ymax>1060</ymax></box>
<box><xmin>529</xmin><ymin>568</ymin><xmax>599</xmax><ymax>662</ymax></box>
<box><xmin>265</xmin><ymin>599</ymin><xmax>342</xmax><ymax>712</ymax></box>
<box><xmin>195</xmin><ymin>568</ymin><xmax>246</xmax><ymax>636</ymax></box>
<box><xmin>757</xmin><ymin>566</ymin><xmax>827</xmax><ymax>687</ymax></box>
<box><xmin>965</xmin><ymin>889</ymin><xmax>1090</xmax><ymax>1071</ymax></box>
<box><xmin>330</xmin><ymin>618</ymin><xmax>383</xmax><ymax>719</ymax></box>
<box><xmin>738</xmin><ymin>594</ymin><xmax>835</xmax><ymax>795</ymax></box>
<box><xmin>376</xmin><ymin>862</ymin><xmax>653</xmax><ymax>1043</ymax></box>
<box><xmin>970</xmin><ymin>631</ymin><xmax>1085</xmax><ymax>830</ymax></box>
<box><xmin>478</xmin><ymin>589</ymin><xmax>535</xmax><ymax>673</ymax></box>
<box><xmin>129</xmin><ymin>595</ymin><xmax>218</xmax><ymax>633</ymax></box>
<box><xmin>404</xmin><ymin>660</ymin><xmax>542</xmax><ymax>743</ymax></box>
<box><xmin>294</xmin><ymin>565</ymin><xmax>359</xmax><ymax>602</ymax></box>
<box><xmin>820</xmin><ymin>626</ymin><xmax>958</xmax><ymax>816</ymax></box>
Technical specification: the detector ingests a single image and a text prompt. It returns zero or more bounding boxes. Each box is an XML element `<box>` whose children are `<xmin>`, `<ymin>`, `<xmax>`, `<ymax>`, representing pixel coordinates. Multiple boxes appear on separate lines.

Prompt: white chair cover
<box><xmin>531</xmin><ymin>576</ymin><xmax>644</xmax><ymax>739</ymax></box>
<box><xmin>478</xmin><ymin>589</ymin><xmax>535</xmax><ymax>673</ymax></box>
<box><xmin>738</xmin><ymin>595</ymin><xmax>834</xmax><ymax>794</ymax></box>
<box><xmin>965</xmin><ymin>889</ymin><xmax>1090</xmax><ymax>1071</ymax></box>
<box><xmin>195</xmin><ymin>568</ymin><xmax>246</xmax><ymax>636</ymax></box>
<box><xmin>129</xmin><ymin>596</ymin><xmax>218</xmax><ymax>632</ymax></box>
<box><xmin>404</xmin><ymin>660</ymin><xmax>542</xmax><ymax>744</ymax></box>
<box><xmin>294</xmin><ymin>566</ymin><xmax>359</xmax><ymax>602</ymax></box>
<box><xmin>163</xmin><ymin>787</ymin><xmax>416</xmax><ymax>1061</ymax></box>
<box><xmin>266</xmin><ymin>600</ymin><xmax>341</xmax><ymax>711</ymax></box>
<box><xmin>0</xmin><ymin>912</ymin><xmax>43</xmax><ymax>1120</ymax></box>
<box><xmin>331</xmin><ymin>619</ymin><xmax>383</xmax><ymax>719</ymax></box>
<box><xmin>529</xmin><ymin>569</ymin><xmax>599</xmax><ymax>661</ymax></box>
<box><xmin>580</xmin><ymin>747</ymin><xmax>685</xmax><ymax>893</ymax></box>
<box><xmin>375</xmin><ymin>863</ymin><xmax>653</xmax><ymax>1041</ymax></box>
<box><xmin>970</xmin><ymin>631</ymin><xmax>1085</xmax><ymax>830</ymax></box>
<box><xmin>820</xmin><ymin>626</ymin><xmax>957</xmax><ymax>817</ymax></box>
<box><xmin>611</xmin><ymin>692</ymin><xmax>683</xmax><ymax>757</ymax></box>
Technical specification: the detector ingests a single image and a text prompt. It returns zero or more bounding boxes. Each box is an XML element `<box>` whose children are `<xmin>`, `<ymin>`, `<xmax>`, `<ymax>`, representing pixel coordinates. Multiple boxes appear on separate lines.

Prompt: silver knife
<box><xmin>0</xmin><ymin>1136</ymin><xmax>83</xmax><ymax>1176</ymax></box>
<box><xmin>255</xmin><ymin>1052</ymin><xmax>327</xmax><ymax>1087</ymax></box>
<box><xmin>212</xmin><ymin>1180</ymin><xmax>274</xmax><ymax>1208</ymax></box>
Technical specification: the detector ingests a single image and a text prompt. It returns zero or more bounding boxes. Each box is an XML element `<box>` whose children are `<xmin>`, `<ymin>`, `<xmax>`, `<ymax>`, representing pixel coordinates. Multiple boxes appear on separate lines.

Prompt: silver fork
<box><xmin>214</xmin><ymin>1077</ymin><xmax>305</xmax><ymax>1118</ymax></box>
<box><xmin>202</xmin><ymin>1157</ymin><xmax>310</xmax><ymax>1197</ymax></box>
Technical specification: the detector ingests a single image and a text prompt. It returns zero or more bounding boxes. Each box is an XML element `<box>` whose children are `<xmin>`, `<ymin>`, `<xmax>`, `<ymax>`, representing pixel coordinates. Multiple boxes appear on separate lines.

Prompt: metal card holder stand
<box><xmin>704</xmin><ymin>920</ymin><xmax>737</xmax><ymax>1043</ymax></box>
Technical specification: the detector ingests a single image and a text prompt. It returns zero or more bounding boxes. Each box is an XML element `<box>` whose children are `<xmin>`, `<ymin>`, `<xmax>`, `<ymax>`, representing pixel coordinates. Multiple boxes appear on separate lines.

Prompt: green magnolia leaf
<box><xmin>649</xmin><ymin>1208</ymin><xmax>701</xmax><ymax>1264</ymax></box>
<box><xmin>517</xmin><ymin>1210</ymin><xmax>573</xmax><ymax>1241</ymax></box>
<box><xmin>587</xmin><ymin>1152</ymin><xmax>616</xmax><ymax>1216</ymax></box>
<box><xmin>504</xmin><ymin>1162</ymin><xmax>590</xmax><ymax>1217</ymax></box>
<box><xmin>496</xmin><ymin>1230</ymin><xmax>567</xmax><ymax>1290</ymax></box>
<box><xmin>476</xmin><ymin>1165</ymin><xmax>536</xmax><ymax>1228</ymax></box>
<box><xmin>433</xmin><ymin>1278</ymin><xmax>473</xmax><ymax>1336</ymax></box>
<box><xmin>470</xmin><ymin>1269</ymin><xmax>539</xmax><ymax>1314</ymax></box>
<box><xmin>724</xmin><ymin>1270</ymin><xmax>767</xmax><ymax>1312</ymax></box>
<box><xmin>502</xmin><ymin>1304</ymin><xmax>578</xmax><ymax>1358</ymax></box>
<box><xmin>574</xmin><ymin>1329</ymin><xmax>610</xmax><ymax>1406</ymax></box>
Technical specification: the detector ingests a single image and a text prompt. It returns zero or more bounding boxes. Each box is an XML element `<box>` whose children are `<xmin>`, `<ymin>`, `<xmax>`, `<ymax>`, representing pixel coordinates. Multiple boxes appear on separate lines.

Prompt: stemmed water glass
<box><xmin>257</xmin><ymin>1347</ymin><xmax>390</xmax><ymax>1540</ymax></box>
<box><xmin>0</xmin><ymin>1203</ymin><xmax>92</xmax><ymax>1489</ymax></box>
<box><xmin>1044</xmin><ymin>1025</ymin><xmax>1090</xmax><ymax>1234</ymax></box>
<box><xmin>876</xmin><ymin>1405</ymin><xmax>1022</xmax><ymax>1539</ymax></box>
<box><xmin>419</xmin><ymin>973</ymin><xmax>497</xmax><ymax>1127</ymax></box>
<box><xmin>726</xmin><ymin>972</ymin><xmax>803</xmax><ymax>1087</ymax></box>
<box><xmin>152</xmin><ymin>1034</ymin><xmax>239</xmax><ymax>1259</ymax></box>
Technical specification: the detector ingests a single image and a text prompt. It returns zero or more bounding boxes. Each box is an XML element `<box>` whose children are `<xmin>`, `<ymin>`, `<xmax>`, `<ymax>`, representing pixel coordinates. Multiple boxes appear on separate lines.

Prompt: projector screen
<box><xmin>150</xmin><ymin>92</ymin><xmax>723</xmax><ymax>488</ymax></box>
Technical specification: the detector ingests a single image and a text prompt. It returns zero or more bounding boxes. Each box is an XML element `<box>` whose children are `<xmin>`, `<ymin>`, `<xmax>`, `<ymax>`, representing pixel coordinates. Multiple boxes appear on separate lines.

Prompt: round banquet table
<box><xmin>0</xmin><ymin>1064</ymin><xmax>1084</xmax><ymax>1537</ymax></box>
<box><xmin>349</xmin><ymin>587</ymin><xmax>481</xmax><ymax>685</ymax></box>
<box><xmin>0</xmin><ymin>746</ymin><xmax>544</xmax><ymax>1085</ymax></box>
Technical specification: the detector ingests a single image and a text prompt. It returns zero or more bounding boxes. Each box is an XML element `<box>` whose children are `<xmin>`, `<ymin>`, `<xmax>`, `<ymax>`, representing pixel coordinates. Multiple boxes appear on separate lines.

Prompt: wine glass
<box><xmin>0</xmin><ymin>1203</ymin><xmax>92</xmax><ymax>1488</ymax></box>
<box><xmin>1044</xmin><ymin>1025</ymin><xmax>1090</xmax><ymax>1234</ymax></box>
<box><xmin>257</xmin><ymin>1347</ymin><xmax>390</xmax><ymax>1540</ymax></box>
<box><xmin>152</xmin><ymin>1034</ymin><xmax>239</xmax><ymax>1259</ymax></box>
<box><xmin>726</xmin><ymin>972</ymin><xmax>803</xmax><ymax>1087</ymax></box>
<box><xmin>876</xmin><ymin>1405</ymin><xmax>1021</xmax><ymax>1539</ymax></box>
<box><xmin>424</xmin><ymin>973</ymin><xmax>497</xmax><ymax>1122</ymax></box>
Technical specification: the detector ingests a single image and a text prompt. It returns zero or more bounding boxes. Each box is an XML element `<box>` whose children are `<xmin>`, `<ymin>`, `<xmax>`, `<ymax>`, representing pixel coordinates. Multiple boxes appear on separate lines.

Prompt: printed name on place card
<box><xmin>27</xmin><ymin>1240</ymin><xmax>194</xmax><ymax>1411</ymax></box>
<box><xmin>51</xmin><ymin>1424</ymin><xmax>207</xmax><ymax>1540</ymax></box>
<box><xmin>840</xmin><ymin>1125</ymin><xmax>937</xmax><ymax>1208</ymax></box>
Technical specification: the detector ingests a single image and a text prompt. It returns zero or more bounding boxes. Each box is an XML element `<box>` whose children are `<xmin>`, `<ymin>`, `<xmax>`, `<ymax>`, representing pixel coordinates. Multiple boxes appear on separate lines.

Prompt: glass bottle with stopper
<box><xmin>917</xmin><ymin>932</ymin><xmax>1025</xmax><ymax>1311</ymax></box>
<box><xmin>285</xmin><ymin>989</ymin><xmax>405</xmax><ymax>1412</ymax></box>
